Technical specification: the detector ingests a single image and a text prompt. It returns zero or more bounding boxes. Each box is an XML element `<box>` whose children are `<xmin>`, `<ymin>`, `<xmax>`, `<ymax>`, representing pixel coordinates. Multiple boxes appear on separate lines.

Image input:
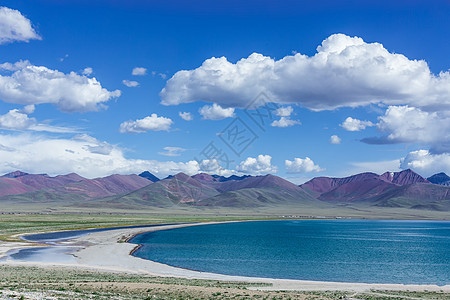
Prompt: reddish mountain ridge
<box><xmin>379</xmin><ymin>169</ymin><xmax>430</xmax><ymax>185</ymax></box>
<box><xmin>300</xmin><ymin>169</ymin><xmax>450</xmax><ymax>209</ymax></box>
<box><xmin>0</xmin><ymin>171</ymin><xmax>152</xmax><ymax>199</ymax></box>
<box><xmin>301</xmin><ymin>169</ymin><xmax>428</xmax><ymax>196</ymax></box>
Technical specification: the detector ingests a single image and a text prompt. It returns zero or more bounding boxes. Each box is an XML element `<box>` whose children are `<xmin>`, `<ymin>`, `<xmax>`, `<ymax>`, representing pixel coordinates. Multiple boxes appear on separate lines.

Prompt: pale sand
<box><xmin>1</xmin><ymin>221</ymin><xmax>450</xmax><ymax>293</ymax></box>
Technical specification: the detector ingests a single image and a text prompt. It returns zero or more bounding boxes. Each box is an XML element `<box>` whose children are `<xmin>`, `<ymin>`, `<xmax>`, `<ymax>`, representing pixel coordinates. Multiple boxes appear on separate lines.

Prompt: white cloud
<box><xmin>364</xmin><ymin>105</ymin><xmax>450</xmax><ymax>153</ymax></box>
<box><xmin>276</xmin><ymin>106</ymin><xmax>293</xmax><ymax>117</ymax></box>
<box><xmin>82</xmin><ymin>67</ymin><xmax>93</xmax><ymax>76</ymax></box>
<box><xmin>119</xmin><ymin>113</ymin><xmax>173</xmax><ymax>133</ymax></box>
<box><xmin>271</xmin><ymin>116</ymin><xmax>301</xmax><ymax>127</ymax></box>
<box><xmin>158</xmin><ymin>146</ymin><xmax>186</xmax><ymax>157</ymax></box>
<box><xmin>0</xmin><ymin>133</ymin><xmax>201</xmax><ymax>178</ymax></box>
<box><xmin>0</xmin><ymin>108</ymin><xmax>36</xmax><ymax>130</ymax></box>
<box><xmin>198</xmin><ymin>159</ymin><xmax>236</xmax><ymax>177</ymax></box>
<box><xmin>340</xmin><ymin>117</ymin><xmax>374</xmax><ymax>131</ymax></box>
<box><xmin>400</xmin><ymin>150</ymin><xmax>450</xmax><ymax>177</ymax></box>
<box><xmin>199</xmin><ymin>103</ymin><xmax>235</xmax><ymax>120</ymax></box>
<box><xmin>160</xmin><ymin>34</ymin><xmax>450</xmax><ymax>112</ymax></box>
<box><xmin>122</xmin><ymin>80</ymin><xmax>139</xmax><ymax>87</ymax></box>
<box><xmin>132</xmin><ymin>67</ymin><xmax>147</xmax><ymax>76</ymax></box>
<box><xmin>0</xmin><ymin>7</ymin><xmax>41</xmax><ymax>44</ymax></box>
<box><xmin>330</xmin><ymin>135</ymin><xmax>341</xmax><ymax>144</ymax></box>
<box><xmin>0</xmin><ymin>60</ymin><xmax>121</xmax><ymax>112</ymax></box>
<box><xmin>59</xmin><ymin>54</ymin><xmax>69</xmax><ymax>62</ymax></box>
<box><xmin>0</xmin><ymin>105</ymin><xmax>76</xmax><ymax>133</ymax></box>
<box><xmin>20</xmin><ymin>104</ymin><xmax>35</xmax><ymax>114</ymax></box>
<box><xmin>236</xmin><ymin>154</ymin><xmax>277</xmax><ymax>175</ymax></box>
<box><xmin>179</xmin><ymin>111</ymin><xmax>193</xmax><ymax>121</ymax></box>
<box><xmin>285</xmin><ymin>157</ymin><xmax>324</xmax><ymax>173</ymax></box>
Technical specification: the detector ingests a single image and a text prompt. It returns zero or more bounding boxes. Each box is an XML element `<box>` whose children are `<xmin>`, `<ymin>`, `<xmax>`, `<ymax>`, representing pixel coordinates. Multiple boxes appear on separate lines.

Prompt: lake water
<box><xmin>4</xmin><ymin>223</ymin><xmax>177</xmax><ymax>263</ymax></box>
<box><xmin>129</xmin><ymin>220</ymin><xmax>450</xmax><ymax>285</ymax></box>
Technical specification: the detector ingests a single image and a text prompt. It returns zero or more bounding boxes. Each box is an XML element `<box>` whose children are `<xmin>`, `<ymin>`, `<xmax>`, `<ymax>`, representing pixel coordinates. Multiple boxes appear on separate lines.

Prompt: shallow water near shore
<box><xmin>130</xmin><ymin>219</ymin><xmax>450</xmax><ymax>285</ymax></box>
<box><xmin>5</xmin><ymin>223</ymin><xmax>178</xmax><ymax>263</ymax></box>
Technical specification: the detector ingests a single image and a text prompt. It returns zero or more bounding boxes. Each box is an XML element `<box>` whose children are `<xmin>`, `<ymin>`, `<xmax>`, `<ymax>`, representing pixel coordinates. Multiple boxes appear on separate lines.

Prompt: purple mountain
<box><xmin>300</xmin><ymin>169</ymin><xmax>450</xmax><ymax>210</ymax></box>
<box><xmin>0</xmin><ymin>171</ymin><xmax>152</xmax><ymax>199</ymax></box>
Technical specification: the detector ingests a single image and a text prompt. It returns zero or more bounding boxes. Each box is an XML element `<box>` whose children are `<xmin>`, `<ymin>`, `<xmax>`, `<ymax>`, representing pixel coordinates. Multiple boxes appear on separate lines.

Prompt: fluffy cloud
<box><xmin>0</xmin><ymin>7</ymin><xmax>41</xmax><ymax>44</ymax></box>
<box><xmin>122</xmin><ymin>80</ymin><xmax>139</xmax><ymax>87</ymax></box>
<box><xmin>362</xmin><ymin>105</ymin><xmax>450</xmax><ymax>153</ymax></box>
<box><xmin>330</xmin><ymin>135</ymin><xmax>341</xmax><ymax>144</ymax></box>
<box><xmin>236</xmin><ymin>154</ymin><xmax>277</xmax><ymax>175</ymax></box>
<box><xmin>119</xmin><ymin>113</ymin><xmax>173</xmax><ymax>133</ymax></box>
<box><xmin>179</xmin><ymin>111</ymin><xmax>193</xmax><ymax>121</ymax></box>
<box><xmin>0</xmin><ymin>106</ymin><xmax>36</xmax><ymax>130</ymax></box>
<box><xmin>0</xmin><ymin>105</ymin><xmax>76</xmax><ymax>133</ymax></box>
<box><xmin>0</xmin><ymin>133</ymin><xmax>201</xmax><ymax>178</ymax></box>
<box><xmin>271</xmin><ymin>116</ymin><xmax>301</xmax><ymax>127</ymax></box>
<box><xmin>158</xmin><ymin>146</ymin><xmax>186</xmax><ymax>157</ymax></box>
<box><xmin>285</xmin><ymin>157</ymin><xmax>324</xmax><ymax>173</ymax></box>
<box><xmin>82</xmin><ymin>67</ymin><xmax>93</xmax><ymax>76</ymax></box>
<box><xmin>199</xmin><ymin>103</ymin><xmax>235</xmax><ymax>120</ymax></box>
<box><xmin>132</xmin><ymin>67</ymin><xmax>147</xmax><ymax>76</ymax></box>
<box><xmin>400</xmin><ymin>150</ymin><xmax>450</xmax><ymax>177</ymax></box>
<box><xmin>0</xmin><ymin>60</ymin><xmax>121</xmax><ymax>112</ymax></box>
<box><xmin>340</xmin><ymin>117</ymin><xmax>374</xmax><ymax>131</ymax></box>
<box><xmin>160</xmin><ymin>34</ymin><xmax>450</xmax><ymax>111</ymax></box>
<box><xmin>276</xmin><ymin>106</ymin><xmax>293</xmax><ymax>117</ymax></box>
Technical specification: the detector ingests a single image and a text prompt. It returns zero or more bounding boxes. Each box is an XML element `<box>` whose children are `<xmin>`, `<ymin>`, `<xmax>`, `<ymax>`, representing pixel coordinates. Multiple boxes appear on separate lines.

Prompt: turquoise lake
<box><xmin>129</xmin><ymin>220</ymin><xmax>450</xmax><ymax>284</ymax></box>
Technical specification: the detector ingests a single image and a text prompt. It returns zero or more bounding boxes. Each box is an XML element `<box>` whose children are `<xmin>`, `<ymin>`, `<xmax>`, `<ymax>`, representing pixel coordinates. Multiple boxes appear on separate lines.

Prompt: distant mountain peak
<box><xmin>192</xmin><ymin>173</ymin><xmax>216</xmax><ymax>181</ymax></box>
<box><xmin>380</xmin><ymin>169</ymin><xmax>429</xmax><ymax>185</ymax></box>
<box><xmin>427</xmin><ymin>172</ymin><xmax>450</xmax><ymax>186</ymax></box>
<box><xmin>138</xmin><ymin>171</ymin><xmax>160</xmax><ymax>182</ymax></box>
<box><xmin>2</xmin><ymin>170</ymin><xmax>29</xmax><ymax>178</ymax></box>
<box><xmin>173</xmin><ymin>172</ymin><xmax>190</xmax><ymax>180</ymax></box>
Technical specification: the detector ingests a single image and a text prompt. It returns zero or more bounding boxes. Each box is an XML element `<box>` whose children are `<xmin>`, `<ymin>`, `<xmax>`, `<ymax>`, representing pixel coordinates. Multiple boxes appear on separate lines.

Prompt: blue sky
<box><xmin>0</xmin><ymin>0</ymin><xmax>449</xmax><ymax>182</ymax></box>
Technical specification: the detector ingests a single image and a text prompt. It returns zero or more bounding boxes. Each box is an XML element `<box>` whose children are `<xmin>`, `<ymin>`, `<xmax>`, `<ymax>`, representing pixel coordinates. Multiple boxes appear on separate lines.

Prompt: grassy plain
<box><xmin>1</xmin><ymin>265</ymin><xmax>449</xmax><ymax>299</ymax></box>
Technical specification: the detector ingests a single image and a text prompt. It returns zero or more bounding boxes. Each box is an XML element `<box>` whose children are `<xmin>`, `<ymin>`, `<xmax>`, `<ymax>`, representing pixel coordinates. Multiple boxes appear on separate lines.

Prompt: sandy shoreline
<box><xmin>1</xmin><ymin>221</ymin><xmax>449</xmax><ymax>292</ymax></box>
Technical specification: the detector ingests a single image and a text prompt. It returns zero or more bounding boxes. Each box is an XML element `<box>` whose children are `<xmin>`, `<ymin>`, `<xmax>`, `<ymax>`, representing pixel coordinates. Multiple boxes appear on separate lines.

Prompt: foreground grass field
<box><xmin>1</xmin><ymin>265</ymin><xmax>449</xmax><ymax>300</ymax></box>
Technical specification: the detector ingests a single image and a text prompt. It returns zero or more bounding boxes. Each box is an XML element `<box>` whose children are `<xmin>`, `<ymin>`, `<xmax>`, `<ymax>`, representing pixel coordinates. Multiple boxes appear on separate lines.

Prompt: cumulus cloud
<box><xmin>400</xmin><ymin>150</ymin><xmax>450</xmax><ymax>177</ymax></box>
<box><xmin>361</xmin><ymin>105</ymin><xmax>450</xmax><ymax>153</ymax></box>
<box><xmin>158</xmin><ymin>146</ymin><xmax>186</xmax><ymax>157</ymax></box>
<box><xmin>0</xmin><ymin>133</ymin><xmax>200</xmax><ymax>178</ymax></box>
<box><xmin>0</xmin><ymin>105</ymin><xmax>76</xmax><ymax>133</ymax></box>
<box><xmin>82</xmin><ymin>67</ymin><xmax>93</xmax><ymax>76</ymax></box>
<box><xmin>330</xmin><ymin>135</ymin><xmax>341</xmax><ymax>144</ymax></box>
<box><xmin>196</xmin><ymin>159</ymin><xmax>235</xmax><ymax>177</ymax></box>
<box><xmin>179</xmin><ymin>111</ymin><xmax>193</xmax><ymax>121</ymax></box>
<box><xmin>119</xmin><ymin>113</ymin><xmax>173</xmax><ymax>133</ymax></box>
<box><xmin>341</xmin><ymin>117</ymin><xmax>374</xmax><ymax>131</ymax></box>
<box><xmin>132</xmin><ymin>67</ymin><xmax>147</xmax><ymax>76</ymax></box>
<box><xmin>122</xmin><ymin>79</ymin><xmax>139</xmax><ymax>87</ymax></box>
<box><xmin>0</xmin><ymin>107</ymin><xmax>36</xmax><ymax>130</ymax></box>
<box><xmin>236</xmin><ymin>154</ymin><xmax>277</xmax><ymax>175</ymax></box>
<box><xmin>160</xmin><ymin>34</ymin><xmax>450</xmax><ymax>112</ymax></box>
<box><xmin>276</xmin><ymin>106</ymin><xmax>293</xmax><ymax>117</ymax></box>
<box><xmin>285</xmin><ymin>157</ymin><xmax>324</xmax><ymax>173</ymax></box>
<box><xmin>0</xmin><ymin>7</ymin><xmax>41</xmax><ymax>44</ymax></box>
<box><xmin>271</xmin><ymin>116</ymin><xmax>301</xmax><ymax>127</ymax></box>
<box><xmin>199</xmin><ymin>103</ymin><xmax>235</xmax><ymax>120</ymax></box>
<box><xmin>0</xmin><ymin>60</ymin><xmax>121</xmax><ymax>112</ymax></box>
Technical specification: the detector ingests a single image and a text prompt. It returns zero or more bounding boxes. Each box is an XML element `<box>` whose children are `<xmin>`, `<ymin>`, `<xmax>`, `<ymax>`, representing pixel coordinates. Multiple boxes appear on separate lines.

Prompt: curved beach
<box><xmin>1</xmin><ymin>221</ymin><xmax>450</xmax><ymax>293</ymax></box>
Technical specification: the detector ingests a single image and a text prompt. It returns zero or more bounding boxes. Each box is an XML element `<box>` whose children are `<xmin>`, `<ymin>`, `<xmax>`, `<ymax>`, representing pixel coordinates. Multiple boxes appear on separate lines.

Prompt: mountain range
<box><xmin>0</xmin><ymin>169</ymin><xmax>449</xmax><ymax>214</ymax></box>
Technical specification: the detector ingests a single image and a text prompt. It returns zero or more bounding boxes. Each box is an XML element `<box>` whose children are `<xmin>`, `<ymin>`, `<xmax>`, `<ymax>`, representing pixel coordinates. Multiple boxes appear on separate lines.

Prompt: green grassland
<box><xmin>1</xmin><ymin>265</ymin><xmax>449</xmax><ymax>299</ymax></box>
